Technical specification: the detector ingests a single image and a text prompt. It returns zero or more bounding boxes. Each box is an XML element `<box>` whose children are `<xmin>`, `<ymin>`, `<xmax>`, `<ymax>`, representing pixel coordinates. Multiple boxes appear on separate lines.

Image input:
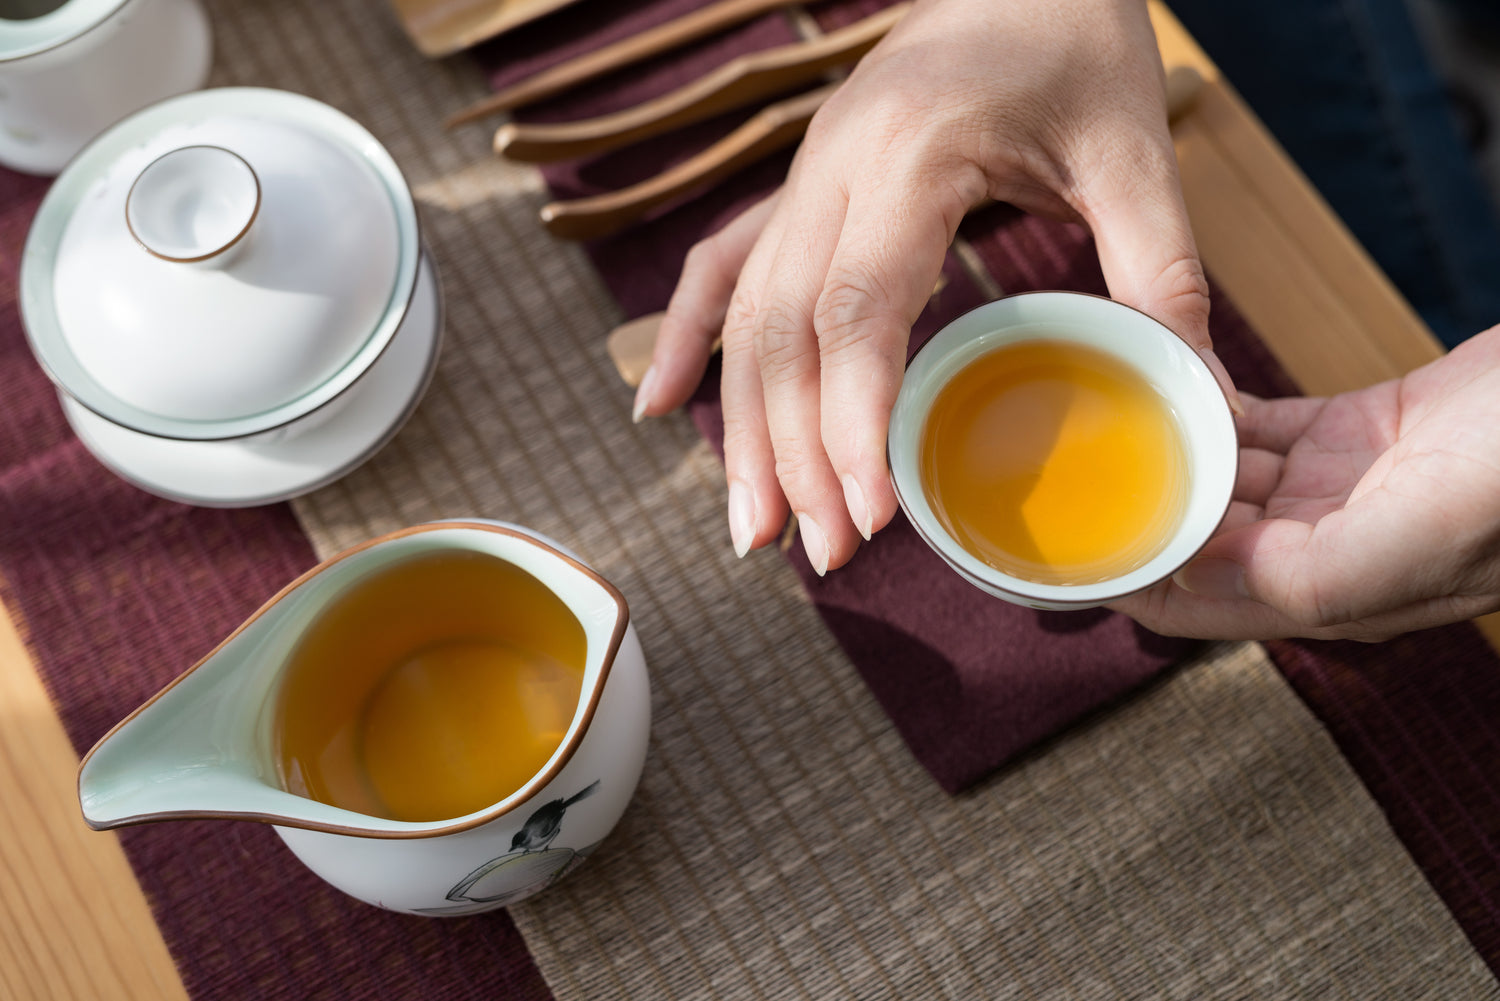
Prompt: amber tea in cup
<box><xmin>919</xmin><ymin>338</ymin><xmax>1188</xmax><ymax>586</ymax></box>
<box><xmin>273</xmin><ymin>548</ymin><xmax>587</xmax><ymax>823</ymax></box>
<box><xmin>888</xmin><ymin>292</ymin><xmax>1237</xmax><ymax>610</ymax></box>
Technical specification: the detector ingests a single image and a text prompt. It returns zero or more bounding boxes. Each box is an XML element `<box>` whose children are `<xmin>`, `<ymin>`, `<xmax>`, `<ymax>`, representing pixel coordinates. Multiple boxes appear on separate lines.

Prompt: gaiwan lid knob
<box><xmin>124</xmin><ymin>145</ymin><xmax>260</xmax><ymax>264</ymax></box>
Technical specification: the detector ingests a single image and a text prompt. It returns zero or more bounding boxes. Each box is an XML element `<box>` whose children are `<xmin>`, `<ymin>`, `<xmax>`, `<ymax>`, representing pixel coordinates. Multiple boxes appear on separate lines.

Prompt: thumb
<box><xmin>1177</xmin><ymin>518</ymin><xmax>1321</xmax><ymax>614</ymax></box>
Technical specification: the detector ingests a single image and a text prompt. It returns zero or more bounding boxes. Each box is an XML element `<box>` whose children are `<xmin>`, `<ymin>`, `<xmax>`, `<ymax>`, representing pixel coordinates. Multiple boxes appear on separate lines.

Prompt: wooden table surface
<box><xmin>0</xmin><ymin>6</ymin><xmax>1488</xmax><ymax>998</ymax></box>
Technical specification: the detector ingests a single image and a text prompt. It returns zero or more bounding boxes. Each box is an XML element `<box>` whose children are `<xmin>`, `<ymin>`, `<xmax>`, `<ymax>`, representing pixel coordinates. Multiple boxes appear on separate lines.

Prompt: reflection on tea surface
<box><xmin>273</xmin><ymin>549</ymin><xmax>586</xmax><ymax>823</ymax></box>
<box><xmin>920</xmin><ymin>339</ymin><xmax>1187</xmax><ymax>585</ymax></box>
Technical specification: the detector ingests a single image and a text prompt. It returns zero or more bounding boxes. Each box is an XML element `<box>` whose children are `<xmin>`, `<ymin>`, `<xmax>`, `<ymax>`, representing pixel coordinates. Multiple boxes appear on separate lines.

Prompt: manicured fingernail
<box><xmin>632</xmin><ymin>365</ymin><xmax>657</xmax><ymax>424</ymax></box>
<box><xmin>1174</xmin><ymin>557</ymin><xmax>1248</xmax><ymax>599</ymax></box>
<box><xmin>841</xmin><ymin>474</ymin><xmax>872</xmax><ymax>541</ymax></box>
<box><xmin>796</xmin><ymin>512</ymin><xmax>829</xmax><ymax>576</ymax></box>
<box><xmin>1198</xmin><ymin>347</ymin><xmax>1245</xmax><ymax>417</ymax></box>
<box><xmin>728</xmin><ymin>480</ymin><xmax>755</xmax><ymax>558</ymax></box>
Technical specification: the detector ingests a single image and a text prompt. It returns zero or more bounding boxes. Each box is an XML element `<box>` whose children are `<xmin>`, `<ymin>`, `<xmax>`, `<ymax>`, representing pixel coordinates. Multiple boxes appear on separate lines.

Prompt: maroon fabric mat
<box><xmin>476</xmin><ymin>0</ymin><xmax>1500</xmax><ymax>974</ymax></box>
<box><xmin>0</xmin><ymin>174</ymin><xmax>553</xmax><ymax>998</ymax></box>
<box><xmin>481</xmin><ymin>0</ymin><xmax>1208</xmax><ymax>796</ymax></box>
<box><xmin>1267</xmin><ymin>630</ymin><xmax>1500</xmax><ymax>968</ymax></box>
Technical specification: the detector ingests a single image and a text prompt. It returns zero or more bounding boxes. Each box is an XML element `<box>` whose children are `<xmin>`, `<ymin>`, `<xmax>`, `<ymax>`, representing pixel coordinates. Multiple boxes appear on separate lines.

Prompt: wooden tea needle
<box><xmin>446</xmin><ymin>0</ymin><xmax>802</xmax><ymax>127</ymax></box>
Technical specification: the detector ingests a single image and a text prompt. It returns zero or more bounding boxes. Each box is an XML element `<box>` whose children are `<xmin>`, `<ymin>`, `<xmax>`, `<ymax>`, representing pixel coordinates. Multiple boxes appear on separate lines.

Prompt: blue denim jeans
<box><xmin>1170</xmin><ymin>0</ymin><xmax>1500</xmax><ymax>348</ymax></box>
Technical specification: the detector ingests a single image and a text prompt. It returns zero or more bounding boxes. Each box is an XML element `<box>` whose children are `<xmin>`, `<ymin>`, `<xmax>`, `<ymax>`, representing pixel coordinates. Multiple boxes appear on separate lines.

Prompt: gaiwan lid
<box><xmin>20</xmin><ymin>87</ymin><xmax>421</xmax><ymax>441</ymax></box>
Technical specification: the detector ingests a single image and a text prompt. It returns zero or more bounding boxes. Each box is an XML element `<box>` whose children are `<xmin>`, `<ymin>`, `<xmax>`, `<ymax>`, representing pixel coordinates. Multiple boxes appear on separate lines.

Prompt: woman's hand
<box><xmin>1114</xmin><ymin>325</ymin><xmax>1500</xmax><ymax>641</ymax></box>
<box><xmin>633</xmin><ymin>0</ymin><xmax>1234</xmax><ymax>573</ymax></box>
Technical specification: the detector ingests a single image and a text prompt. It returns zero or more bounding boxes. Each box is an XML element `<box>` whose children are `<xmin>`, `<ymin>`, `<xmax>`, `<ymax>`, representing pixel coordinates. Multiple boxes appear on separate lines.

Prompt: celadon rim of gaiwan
<box><xmin>76</xmin><ymin>521</ymin><xmax>631</xmax><ymax>840</ymax></box>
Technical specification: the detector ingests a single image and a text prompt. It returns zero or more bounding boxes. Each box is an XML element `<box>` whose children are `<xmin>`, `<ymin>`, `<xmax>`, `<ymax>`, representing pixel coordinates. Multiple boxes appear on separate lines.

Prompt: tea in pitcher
<box><xmin>919</xmin><ymin>338</ymin><xmax>1187</xmax><ymax>585</ymax></box>
<box><xmin>272</xmin><ymin>549</ymin><xmax>586</xmax><ymax>823</ymax></box>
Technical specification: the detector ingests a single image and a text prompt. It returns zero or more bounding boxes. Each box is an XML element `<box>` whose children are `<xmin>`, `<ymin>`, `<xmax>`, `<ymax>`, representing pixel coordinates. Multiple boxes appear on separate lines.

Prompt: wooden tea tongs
<box><xmin>494</xmin><ymin>4</ymin><xmax>910</xmax><ymax>163</ymax></box>
<box><xmin>447</xmin><ymin>0</ymin><xmax>809</xmax><ymax>127</ymax></box>
<box><xmin>535</xmin><ymin>4</ymin><xmax>1211</xmax><ymax>241</ymax></box>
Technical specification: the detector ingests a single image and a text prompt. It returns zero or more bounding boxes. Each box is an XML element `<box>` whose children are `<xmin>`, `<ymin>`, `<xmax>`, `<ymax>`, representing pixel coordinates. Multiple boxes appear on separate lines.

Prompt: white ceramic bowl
<box><xmin>887</xmin><ymin>292</ymin><xmax>1237</xmax><ymax>610</ymax></box>
<box><xmin>0</xmin><ymin>0</ymin><xmax>212</xmax><ymax>176</ymax></box>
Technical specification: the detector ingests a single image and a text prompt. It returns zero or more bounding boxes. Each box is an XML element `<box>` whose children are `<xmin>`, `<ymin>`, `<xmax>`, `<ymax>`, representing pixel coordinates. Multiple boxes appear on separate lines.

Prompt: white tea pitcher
<box><xmin>79</xmin><ymin>521</ymin><xmax>652</xmax><ymax>915</ymax></box>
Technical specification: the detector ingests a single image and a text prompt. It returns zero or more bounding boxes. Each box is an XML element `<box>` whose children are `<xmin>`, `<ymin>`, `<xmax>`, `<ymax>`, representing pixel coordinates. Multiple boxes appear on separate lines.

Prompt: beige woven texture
<box><xmin>200</xmin><ymin>0</ymin><xmax>1500</xmax><ymax>996</ymax></box>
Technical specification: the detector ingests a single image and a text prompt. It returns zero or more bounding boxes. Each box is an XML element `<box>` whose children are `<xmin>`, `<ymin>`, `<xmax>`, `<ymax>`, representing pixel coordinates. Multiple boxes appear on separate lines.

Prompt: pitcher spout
<box><xmin>78</xmin><ymin>568</ymin><xmax>321</xmax><ymax>831</ymax></box>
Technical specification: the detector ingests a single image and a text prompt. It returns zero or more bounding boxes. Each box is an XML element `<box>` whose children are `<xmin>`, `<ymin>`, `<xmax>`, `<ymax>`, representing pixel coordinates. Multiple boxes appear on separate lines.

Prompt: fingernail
<box><xmin>632</xmin><ymin>365</ymin><xmax>658</xmax><ymax>424</ymax></box>
<box><xmin>1174</xmin><ymin>557</ymin><xmax>1248</xmax><ymax>599</ymax></box>
<box><xmin>1197</xmin><ymin>347</ymin><xmax>1245</xmax><ymax>417</ymax></box>
<box><xmin>841</xmin><ymin>474</ymin><xmax>872</xmax><ymax>541</ymax></box>
<box><xmin>796</xmin><ymin>512</ymin><xmax>829</xmax><ymax>576</ymax></box>
<box><xmin>728</xmin><ymin>480</ymin><xmax>755</xmax><ymax>558</ymax></box>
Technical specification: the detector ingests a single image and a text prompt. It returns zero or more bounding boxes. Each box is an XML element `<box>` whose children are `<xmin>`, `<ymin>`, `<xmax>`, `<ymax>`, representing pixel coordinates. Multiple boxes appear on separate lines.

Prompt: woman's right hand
<box><xmin>636</xmin><ymin>0</ymin><xmax>1235</xmax><ymax>573</ymax></box>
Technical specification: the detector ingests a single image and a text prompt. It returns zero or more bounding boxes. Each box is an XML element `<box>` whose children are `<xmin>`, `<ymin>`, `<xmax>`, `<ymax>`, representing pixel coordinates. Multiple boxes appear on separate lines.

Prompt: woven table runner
<box><xmin>0</xmin><ymin>0</ymin><xmax>1498</xmax><ymax>997</ymax></box>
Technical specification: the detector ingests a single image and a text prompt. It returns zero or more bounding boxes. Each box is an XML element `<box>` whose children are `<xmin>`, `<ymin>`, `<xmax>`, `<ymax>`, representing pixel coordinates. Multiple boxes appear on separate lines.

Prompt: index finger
<box><xmin>812</xmin><ymin>174</ymin><xmax>968</xmax><ymax>539</ymax></box>
<box><xmin>637</xmin><ymin>194</ymin><xmax>780</xmax><ymax>420</ymax></box>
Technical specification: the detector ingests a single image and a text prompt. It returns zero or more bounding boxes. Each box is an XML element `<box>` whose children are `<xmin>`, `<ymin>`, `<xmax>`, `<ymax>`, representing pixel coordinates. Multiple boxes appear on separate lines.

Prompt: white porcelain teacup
<box><xmin>887</xmin><ymin>291</ymin><xmax>1237</xmax><ymax>611</ymax></box>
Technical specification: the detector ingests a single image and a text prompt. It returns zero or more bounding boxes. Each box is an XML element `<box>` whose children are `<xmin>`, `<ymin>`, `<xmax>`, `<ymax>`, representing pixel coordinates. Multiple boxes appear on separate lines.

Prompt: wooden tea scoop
<box><xmin>1163</xmin><ymin>63</ymin><xmax>1203</xmax><ymax>128</ymax></box>
<box><xmin>608</xmin><ymin>312</ymin><xmax>675</xmax><ymax>387</ymax></box>
<box><xmin>446</xmin><ymin>0</ymin><xmax>802</xmax><ymax>127</ymax></box>
<box><xmin>495</xmin><ymin>4</ymin><xmax>909</xmax><ymax>163</ymax></box>
<box><xmin>539</xmin><ymin>82</ymin><xmax>837</xmax><ymax>240</ymax></box>
<box><xmin>604</xmin><ymin>65</ymin><xmax>1206</xmax><ymax>386</ymax></box>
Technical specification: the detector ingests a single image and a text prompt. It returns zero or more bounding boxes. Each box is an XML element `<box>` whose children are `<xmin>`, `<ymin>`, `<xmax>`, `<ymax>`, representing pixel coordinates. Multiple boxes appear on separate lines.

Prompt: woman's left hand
<box><xmin>1114</xmin><ymin>324</ymin><xmax>1500</xmax><ymax>641</ymax></box>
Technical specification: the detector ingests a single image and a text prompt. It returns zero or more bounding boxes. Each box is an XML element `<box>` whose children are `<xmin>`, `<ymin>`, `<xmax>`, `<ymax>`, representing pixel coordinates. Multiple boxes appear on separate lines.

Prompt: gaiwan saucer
<box><xmin>61</xmin><ymin>254</ymin><xmax>444</xmax><ymax>508</ymax></box>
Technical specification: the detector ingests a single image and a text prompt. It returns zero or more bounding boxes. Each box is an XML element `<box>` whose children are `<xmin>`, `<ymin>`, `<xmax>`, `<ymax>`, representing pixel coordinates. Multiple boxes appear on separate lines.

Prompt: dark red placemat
<box><xmin>480</xmin><ymin>0</ymin><xmax>1212</xmax><ymax>795</ymax></box>
<box><xmin>477</xmin><ymin>0</ymin><xmax>1500</xmax><ymax>972</ymax></box>
<box><xmin>0</xmin><ymin>171</ymin><xmax>553</xmax><ymax>1000</ymax></box>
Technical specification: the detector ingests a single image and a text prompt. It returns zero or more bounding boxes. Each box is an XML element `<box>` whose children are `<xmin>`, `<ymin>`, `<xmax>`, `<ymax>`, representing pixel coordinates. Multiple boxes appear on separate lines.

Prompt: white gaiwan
<box><xmin>20</xmin><ymin>87</ymin><xmax>443</xmax><ymax>506</ymax></box>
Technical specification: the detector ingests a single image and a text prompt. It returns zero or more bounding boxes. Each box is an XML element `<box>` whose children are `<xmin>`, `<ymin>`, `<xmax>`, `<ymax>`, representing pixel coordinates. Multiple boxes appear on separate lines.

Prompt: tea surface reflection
<box><xmin>273</xmin><ymin>549</ymin><xmax>586</xmax><ymax>822</ymax></box>
<box><xmin>919</xmin><ymin>339</ymin><xmax>1187</xmax><ymax>585</ymax></box>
